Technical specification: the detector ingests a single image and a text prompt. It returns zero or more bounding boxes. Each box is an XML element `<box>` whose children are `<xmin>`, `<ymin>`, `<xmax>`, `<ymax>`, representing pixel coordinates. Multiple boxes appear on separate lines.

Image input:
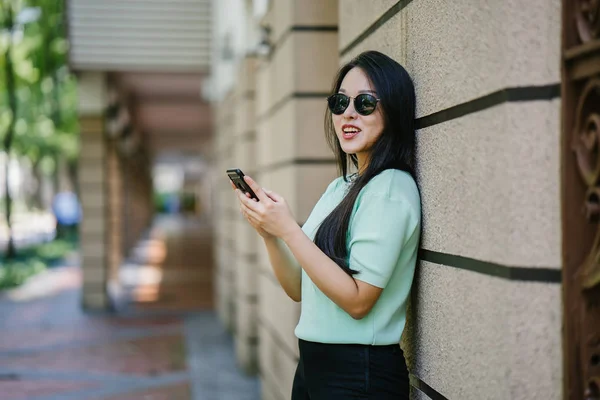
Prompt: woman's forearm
<box><xmin>281</xmin><ymin>225</ymin><xmax>363</xmax><ymax>316</ymax></box>
<box><xmin>263</xmin><ymin>236</ymin><xmax>302</xmax><ymax>302</ymax></box>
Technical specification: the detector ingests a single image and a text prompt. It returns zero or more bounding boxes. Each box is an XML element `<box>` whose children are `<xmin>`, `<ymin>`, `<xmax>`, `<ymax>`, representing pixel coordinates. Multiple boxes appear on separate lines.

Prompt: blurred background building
<box><xmin>69</xmin><ymin>0</ymin><xmax>214</xmax><ymax>311</ymax></box>
<box><xmin>2</xmin><ymin>0</ymin><xmax>598</xmax><ymax>399</ymax></box>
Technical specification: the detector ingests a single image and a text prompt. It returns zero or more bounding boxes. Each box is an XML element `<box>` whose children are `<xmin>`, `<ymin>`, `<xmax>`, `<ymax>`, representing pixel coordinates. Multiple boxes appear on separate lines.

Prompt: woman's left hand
<box><xmin>237</xmin><ymin>175</ymin><xmax>299</xmax><ymax>240</ymax></box>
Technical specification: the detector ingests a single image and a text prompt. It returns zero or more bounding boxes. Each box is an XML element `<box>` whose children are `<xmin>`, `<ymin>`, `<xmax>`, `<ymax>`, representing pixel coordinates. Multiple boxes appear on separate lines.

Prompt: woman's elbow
<box><xmin>347</xmin><ymin>304</ymin><xmax>372</xmax><ymax>320</ymax></box>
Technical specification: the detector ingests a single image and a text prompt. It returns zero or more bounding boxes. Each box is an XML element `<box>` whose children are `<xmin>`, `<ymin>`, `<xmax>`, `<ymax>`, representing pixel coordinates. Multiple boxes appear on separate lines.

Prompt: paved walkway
<box><xmin>0</xmin><ymin>216</ymin><xmax>260</xmax><ymax>400</ymax></box>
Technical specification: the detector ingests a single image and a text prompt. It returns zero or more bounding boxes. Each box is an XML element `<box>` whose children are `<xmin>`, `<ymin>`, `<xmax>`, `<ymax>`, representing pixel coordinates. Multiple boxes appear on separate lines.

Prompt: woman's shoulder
<box><xmin>326</xmin><ymin>175</ymin><xmax>345</xmax><ymax>191</ymax></box>
<box><xmin>362</xmin><ymin>169</ymin><xmax>420</xmax><ymax>209</ymax></box>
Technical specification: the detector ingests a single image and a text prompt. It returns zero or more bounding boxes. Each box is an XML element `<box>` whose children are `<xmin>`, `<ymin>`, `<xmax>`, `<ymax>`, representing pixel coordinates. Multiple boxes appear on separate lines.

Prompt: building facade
<box><xmin>211</xmin><ymin>1</ymin><xmax>566</xmax><ymax>399</ymax></box>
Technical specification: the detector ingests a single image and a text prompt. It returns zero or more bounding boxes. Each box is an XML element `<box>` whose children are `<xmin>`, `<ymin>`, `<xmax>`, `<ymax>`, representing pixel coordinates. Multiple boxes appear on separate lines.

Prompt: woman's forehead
<box><xmin>339</xmin><ymin>68</ymin><xmax>375</xmax><ymax>94</ymax></box>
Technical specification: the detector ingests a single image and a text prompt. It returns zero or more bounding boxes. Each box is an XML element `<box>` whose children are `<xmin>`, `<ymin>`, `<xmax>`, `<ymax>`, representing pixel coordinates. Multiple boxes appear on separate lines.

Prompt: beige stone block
<box><xmin>233</xmin><ymin>136</ymin><xmax>257</xmax><ymax>174</ymax></box>
<box><xmin>217</xmin><ymin>272</ymin><xmax>236</xmax><ymax>332</ymax></box>
<box><xmin>418</xmin><ymin>100</ymin><xmax>560</xmax><ymax>268</ymax></box>
<box><xmin>258</xmin><ymin>273</ymin><xmax>300</xmax><ymax>359</ymax></box>
<box><xmin>245</xmin><ymin>138</ymin><xmax>258</xmax><ymax>173</ymax></box>
<box><xmin>80</xmin><ymin>189</ymin><xmax>105</xmax><ymax>209</ymax></box>
<box><xmin>82</xmin><ymin>290</ymin><xmax>107</xmax><ymax>309</ymax></box>
<box><xmin>295</xmin><ymin>99</ymin><xmax>334</xmax><ymax>159</ymax></box>
<box><xmin>259</xmin><ymin>34</ymin><xmax>295</xmax><ymax>117</ymax></box>
<box><xmin>269</xmin><ymin>0</ymin><xmax>293</xmax><ymax>45</ymax></box>
<box><xmin>256</xmin><ymin>61</ymin><xmax>271</xmax><ymax>122</ymax></box>
<box><xmin>506</xmin><ymin>281</ymin><xmax>562</xmax><ymax>399</ymax></box>
<box><xmin>293</xmin><ymin>32</ymin><xmax>339</xmax><ymax>94</ymax></box>
<box><xmin>234</xmin><ymin>218</ymin><xmax>257</xmax><ymax>258</ymax></box>
<box><xmin>258</xmin><ymin>324</ymin><xmax>297</xmax><ymax>400</ymax></box>
<box><xmin>255</xmin><ymin>243</ymin><xmax>271</xmax><ymax>278</ymax></box>
<box><xmin>80</xmin><ymin>254</ymin><xmax>105</xmax><ymax>272</ymax></box>
<box><xmin>79</xmin><ymin>115</ymin><xmax>104</xmax><ymax>134</ymax></box>
<box><xmin>261</xmin><ymin>379</ymin><xmax>284</xmax><ymax>400</ymax></box>
<box><xmin>215</xmin><ymin>274</ymin><xmax>229</xmax><ymax>326</ymax></box>
<box><xmin>257</xmin><ymin>100</ymin><xmax>295</xmax><ymax>168</ymax></box>
<box><xmin>341</xmin><ymin>0</ymin><xmax>560</xmax><ymax>117</ymax></box>
<box><xmin>339</xmin><ymin>0</ymin><xmax>398</xmax><ymax>51</ymax></box>
<box><xmin>257</xmin><ymin>31</ymin><xmax>338</xmax><ymax>118</ymax></box>
<box><xmin>260</xmin><ymin>164</ymin><xmax>337</xmax><ymax>223</ymax></box>
<box><xmin>81</xmin><ymin>265</ymin><xmax>106</xmax><ymax>285</ymax></box>
<box><xmin>237</xmin><ymin>56</ymin><xmax>258</xmax><ymax>95</ymax></box>
<box><xmin>81</xmin><ymin>240</ymin><xmax>106</xmax><ymax>259</ymax></box>
<box><xmin>257</xmin><ymin>99</ymin><xmax>335</xmax><ymax>169</ymax></box>
<box><xmin>80</xmin><ymin>140</ymin><xmax>105</xmax><ymax>160</ymax></box>
<box><xmin>236</xmin><ymin>297</ymin><xmax>258</xmax><ymax>341</ymax></box>
<box><xmin>292</xmin><ymin>0</ymin><xmax>338</xmax><ymax>26</ymax></box>
<box><xmin>235</xmin><ymin>252</ymin><xmax>258</xmax><ymax>298</ymax></box>
<box><xmin>235</xmin><ymin>334</ymin><xmax>258</xmax><ymax>375</ymax></box>
<box><xmin>80</xmin><ymin>215</ymin><xmax>105</xmax><ymax>236</ymax></box>
<box><xmin>79</xmin><ymin>164</ymin><xmax>105</xmax><ymax>185</ymax></box>
<box><xmin>234</xmin><ymin>97</ymin><xmax>255</xmax><ymax>138</ymax></box>
<box><xmin>407</xmin><ymin>261</ymin><xmax>561</xmax><ymax>400</ymax></box>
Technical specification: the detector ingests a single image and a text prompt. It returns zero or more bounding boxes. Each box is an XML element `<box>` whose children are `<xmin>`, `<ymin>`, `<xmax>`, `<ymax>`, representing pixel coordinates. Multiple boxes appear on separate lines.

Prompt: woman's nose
<box><xmin>343</xmin><ymin>101</ymin><xmax>357</xmax><ymax>118</ymax></box>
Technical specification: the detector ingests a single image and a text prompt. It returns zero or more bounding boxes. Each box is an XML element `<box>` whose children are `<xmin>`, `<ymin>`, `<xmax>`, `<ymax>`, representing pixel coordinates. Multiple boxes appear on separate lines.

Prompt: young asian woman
<box><xmin>231</xmin><ymin>50</ymin><xmax>420</xmax><ymax>400</ymax></box>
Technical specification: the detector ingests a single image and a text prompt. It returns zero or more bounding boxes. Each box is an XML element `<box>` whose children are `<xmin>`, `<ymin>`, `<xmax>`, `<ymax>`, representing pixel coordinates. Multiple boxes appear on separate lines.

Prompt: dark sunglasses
<box><xmin>327</xmin><ymin>93</ymin><xmax>380</xmax><ymax>116</ymax></box>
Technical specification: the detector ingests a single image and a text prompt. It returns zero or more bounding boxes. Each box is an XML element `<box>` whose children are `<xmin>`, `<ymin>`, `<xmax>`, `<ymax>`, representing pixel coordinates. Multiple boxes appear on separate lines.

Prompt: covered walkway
<box><xmin>0</xmin><ymin>216</ymin><xmax>259</xmax><ymax>400</ymax></box>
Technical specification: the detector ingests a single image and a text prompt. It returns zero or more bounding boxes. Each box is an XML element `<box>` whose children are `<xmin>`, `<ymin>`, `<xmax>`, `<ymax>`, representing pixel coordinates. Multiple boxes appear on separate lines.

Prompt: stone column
<box><xmin>232</xmin><ymin>55</ymin><xmax>259</xmax><ymax>374</ymax></box>
<box><xmin>78</xmin><ymin>72</ymin><xmax>109</xmax><ymax>310</ymax></box>
<box><xmin>214</xmin><ymin>89</ymin><xmax>237</xmax><ymax>332</ymax></box>
<box><xmin>255</xmin><ymin>1</ymin><xmax>339</xmax><ymax>397</ymax></box>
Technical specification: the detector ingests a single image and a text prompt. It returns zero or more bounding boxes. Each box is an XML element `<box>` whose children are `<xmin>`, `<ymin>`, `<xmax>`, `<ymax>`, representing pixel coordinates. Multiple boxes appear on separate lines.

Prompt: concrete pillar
<box><xmin>254</xmin><ymin>1</ymin><xmax>339</xmax><ymax>398</ymax></box>
<box><xmin>78</xmin><ymin>72</ymin><xmax>109</xmax><ymax>310</ymax></box>
<box><xmin>105</xmin><ymin>140</ymin><xmax>123</xmax><ymax>285</ymax></box>
<box><xmin>215</xmin><ymin>89</ymin><xmax>237</xmax><ymax>333</ymax></box>
<box><xmin>232</xmin><ymin>56</ymin><xmax>259</xmax><ymax>374</ymax></box>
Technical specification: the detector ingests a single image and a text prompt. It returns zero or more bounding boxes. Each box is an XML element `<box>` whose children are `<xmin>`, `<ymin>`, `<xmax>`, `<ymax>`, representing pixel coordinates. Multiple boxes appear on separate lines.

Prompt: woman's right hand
<box><xmin>231</xmin><ymin>181</ymin><xmax>275</xmax><ymax>240</ymax></box>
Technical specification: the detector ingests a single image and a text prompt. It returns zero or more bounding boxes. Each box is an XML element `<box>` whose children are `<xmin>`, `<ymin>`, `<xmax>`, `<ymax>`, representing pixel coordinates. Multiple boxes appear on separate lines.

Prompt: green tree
<box><xmin>1</xmin><ymin>0</ymin><xmax>78</xmax><ymax>261</ymax></box>
<box><xmin>0</xmin><ymin>0</ymin><xmax>20</xmax><ymax>259</ymax></box>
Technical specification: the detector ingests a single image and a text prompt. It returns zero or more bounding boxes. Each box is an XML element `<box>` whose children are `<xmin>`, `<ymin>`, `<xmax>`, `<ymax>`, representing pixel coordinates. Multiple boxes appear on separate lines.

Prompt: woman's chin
<box><xmin>341</xmin><ymin>144</ymin><xmax>363</xmax><ymax>155</ymax></box>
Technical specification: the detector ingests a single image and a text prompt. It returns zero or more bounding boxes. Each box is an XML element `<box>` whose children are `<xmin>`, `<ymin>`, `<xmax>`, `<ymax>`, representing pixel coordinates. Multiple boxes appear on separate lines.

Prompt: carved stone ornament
<box><xmin>576</xmin><ymin>0</ymin><xmax>600</xmax><ymax>43</ymax></box>
<box><xmin>572</xmin><ymin>78</ymin><xmax>600</xmax><ymax>290</ymax></box>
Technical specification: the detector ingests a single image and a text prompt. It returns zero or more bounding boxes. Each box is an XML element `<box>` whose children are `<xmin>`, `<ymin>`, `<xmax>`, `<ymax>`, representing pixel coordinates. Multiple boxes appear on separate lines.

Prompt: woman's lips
<box><xmin>342</xmin><ymin>124</ymin><xmax>361</xmax><ymax>139</ymax></box>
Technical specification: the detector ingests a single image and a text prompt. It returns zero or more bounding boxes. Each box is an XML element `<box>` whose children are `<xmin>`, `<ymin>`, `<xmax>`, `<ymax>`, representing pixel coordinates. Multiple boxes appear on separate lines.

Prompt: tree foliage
<box><xmin>1</xmin><ymin>0</ymin><xmax>79</xmax><ymax>172</ymax></box>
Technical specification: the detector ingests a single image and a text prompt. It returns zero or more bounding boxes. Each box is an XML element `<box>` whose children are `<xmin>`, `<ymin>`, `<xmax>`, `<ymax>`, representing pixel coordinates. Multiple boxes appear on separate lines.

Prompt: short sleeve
<box><xmin>348</xmin><ymin>194</ymin><xmax>418</xmax><ymax>288</ymax></box>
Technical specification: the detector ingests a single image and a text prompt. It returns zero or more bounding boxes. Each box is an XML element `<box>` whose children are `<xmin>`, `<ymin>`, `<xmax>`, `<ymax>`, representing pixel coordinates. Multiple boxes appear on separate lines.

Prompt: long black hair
<box><xmin>313</xmin><ymin>50</ymin><xmax>416</xmax><ymax>276</ymax></box>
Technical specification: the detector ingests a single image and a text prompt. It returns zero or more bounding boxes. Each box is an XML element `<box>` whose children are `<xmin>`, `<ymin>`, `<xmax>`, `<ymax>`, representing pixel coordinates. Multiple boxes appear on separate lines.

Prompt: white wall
<box><xmin>207</xmin><ymin>0</ymin><xmax>264</xmax><ymax>102</ymax></box>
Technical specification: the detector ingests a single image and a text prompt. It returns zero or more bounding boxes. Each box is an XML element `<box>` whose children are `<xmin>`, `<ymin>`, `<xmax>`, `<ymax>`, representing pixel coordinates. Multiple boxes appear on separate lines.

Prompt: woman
<box><xmin>232</xmin><ymin>50</ymin><xmax>420</xmax><ymax>399</ymax></box>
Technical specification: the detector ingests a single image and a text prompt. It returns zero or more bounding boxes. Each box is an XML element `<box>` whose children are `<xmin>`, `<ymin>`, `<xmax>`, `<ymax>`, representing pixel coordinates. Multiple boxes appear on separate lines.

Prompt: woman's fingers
<box><xmin>240</xmin><ymin>201</ymin><xmax>261</xmax><ymax>224</ymax></box>
<box><xmin>243</xmin><ymin>176</ymin><xmax>269</xmax><ymax>202</ymax></box>
<box><xmin>263</xmin><ymin>188</ymin><xmax>283</xmax><ymax>202</ymax></box>
<box><xmin>238</xmin><ymin>188</ymin><xmax>261</xmax><ymax>211</ymax></box>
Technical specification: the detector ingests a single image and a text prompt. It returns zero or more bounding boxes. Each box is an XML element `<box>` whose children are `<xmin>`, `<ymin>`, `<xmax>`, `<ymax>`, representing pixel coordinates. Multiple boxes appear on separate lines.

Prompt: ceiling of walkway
<box><xmin>67</xmin><ymin>0</ymin><xmax>213</xmax><ymax>163</ymax></box>
<box><xmin>109</xmin><ymin>72</ymin><xmax>213</xmax><ymax>159</ymax></box>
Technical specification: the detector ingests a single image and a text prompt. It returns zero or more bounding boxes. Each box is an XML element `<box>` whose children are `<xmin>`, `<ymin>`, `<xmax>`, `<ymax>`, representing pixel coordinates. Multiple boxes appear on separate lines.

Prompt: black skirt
<box><xmin>292</xmin><ymin>339</ymin><xmax>410</xmax><ymax>399</ymax></box>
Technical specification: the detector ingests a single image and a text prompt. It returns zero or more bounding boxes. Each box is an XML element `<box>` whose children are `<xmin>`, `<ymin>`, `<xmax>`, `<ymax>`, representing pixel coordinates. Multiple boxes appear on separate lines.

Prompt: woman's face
<box><xmin>332</xmin><ymin>67</ymin><xmax>384</xmax><ymax>167</ymax></box>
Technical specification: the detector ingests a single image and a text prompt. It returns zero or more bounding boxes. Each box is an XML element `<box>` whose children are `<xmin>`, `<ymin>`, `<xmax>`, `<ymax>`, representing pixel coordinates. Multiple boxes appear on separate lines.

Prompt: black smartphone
<box><xmin>226</xmin><ymin>168</ymin><xmax>259</xmax><ymax>201</ymax></box>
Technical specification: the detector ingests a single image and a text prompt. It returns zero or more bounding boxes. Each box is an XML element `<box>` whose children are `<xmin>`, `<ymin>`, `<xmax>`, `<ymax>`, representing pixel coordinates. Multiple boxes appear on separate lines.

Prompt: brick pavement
<box><xmin>0</xmin><ymin>217</ymin><xmax>259</xmax><ymax>400</ymax></box>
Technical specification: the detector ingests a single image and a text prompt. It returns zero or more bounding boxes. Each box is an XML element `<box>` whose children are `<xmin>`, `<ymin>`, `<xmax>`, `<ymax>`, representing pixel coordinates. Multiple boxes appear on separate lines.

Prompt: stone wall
<box><xmin>214</xmin><ymin>1</ymin><xmax>563</xmax><ymax>399</ymax></box>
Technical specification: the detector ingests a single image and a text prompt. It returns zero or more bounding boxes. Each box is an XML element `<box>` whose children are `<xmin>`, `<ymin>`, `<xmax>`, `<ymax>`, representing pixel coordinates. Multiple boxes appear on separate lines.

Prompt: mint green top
<box><xmin>294</xmin><ymin>169</ymin><xmax>421</xmax><ymax>345</ymax></box>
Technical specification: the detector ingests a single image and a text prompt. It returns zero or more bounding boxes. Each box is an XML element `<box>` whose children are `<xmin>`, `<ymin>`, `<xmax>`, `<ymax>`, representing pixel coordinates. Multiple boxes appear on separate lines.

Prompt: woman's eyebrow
<box><xmin>338</xmin><ymin>88</ymin><xmax>377</xmax><ymax>94</ymax></box>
